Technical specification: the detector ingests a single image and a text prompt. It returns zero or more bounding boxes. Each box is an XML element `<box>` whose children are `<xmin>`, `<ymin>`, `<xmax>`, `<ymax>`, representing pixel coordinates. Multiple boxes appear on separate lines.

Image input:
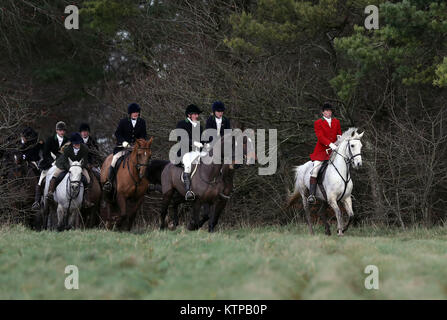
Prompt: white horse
<box><xmin>43</xmin><ymin>159</ymin><xmax>84</xmax><ymax>231</ymax></box>
<box><xmin>288</xmin><ymin>128</ymin><xmax>364</xmax><ymax>236</ymax></box>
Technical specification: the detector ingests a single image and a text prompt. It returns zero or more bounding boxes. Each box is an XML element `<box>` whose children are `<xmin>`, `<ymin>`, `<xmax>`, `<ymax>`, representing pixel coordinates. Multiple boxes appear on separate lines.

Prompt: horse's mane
<box><xmin>335</xmin><ymin>127</ymin><xmax>359</xmax><ymax>145</ymax></box>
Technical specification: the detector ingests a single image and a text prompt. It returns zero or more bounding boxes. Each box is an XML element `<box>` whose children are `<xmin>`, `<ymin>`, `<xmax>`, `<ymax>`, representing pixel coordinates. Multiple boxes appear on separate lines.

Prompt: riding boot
<box><xmin>46</xmin><ymin>176</ymin><xmax>57</xmax><ymax>202</ymax></box>
<box><xmin>103</xmin><ymin>166</ymin><xmax>115</xmax><ymax>192</ymax></box>
<box><xmin>307</xmin><ymin>177</ymin><xmax>317</xmax><ymax>204</ymax></box>
<box><xmin>183</xmin><ymin>172</ymin><xmax>195</xmax><ymax>201</ymax></box>
<box><xmin>82</xmin><ymin>184</ymin><xmax>95</xmax><ymax>209</ymax></box>
<box><xmin>31</xmin><ymin>184</ymin><xmax>42</xmax><ymax>210</ymax></box>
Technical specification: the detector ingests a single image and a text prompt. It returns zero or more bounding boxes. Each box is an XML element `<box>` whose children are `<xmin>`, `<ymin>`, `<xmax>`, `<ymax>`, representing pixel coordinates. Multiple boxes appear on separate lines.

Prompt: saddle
<box><xmin>316</xmin><ymin>160</ymin><xmax>329</xmax><ymax>201</ymax></box>
<box><xmin>110</xmin><ymin>152</ymin><xmax>130</xmax><ymax>190</ymax></box>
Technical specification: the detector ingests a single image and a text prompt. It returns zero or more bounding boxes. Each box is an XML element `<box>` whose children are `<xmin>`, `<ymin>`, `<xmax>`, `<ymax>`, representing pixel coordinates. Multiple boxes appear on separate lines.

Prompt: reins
<box><xmin>328</xmin><ymin>140</ymin><xmax>361</xmax><ymax>201</ymax></box>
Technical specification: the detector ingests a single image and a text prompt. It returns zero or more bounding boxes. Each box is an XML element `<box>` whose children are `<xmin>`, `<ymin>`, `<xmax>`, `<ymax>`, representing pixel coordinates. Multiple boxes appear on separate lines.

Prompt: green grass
<box><xmin>0</xmin><ymin>224</ymin><xmax>446</xmax><ymax>299</ymax></box>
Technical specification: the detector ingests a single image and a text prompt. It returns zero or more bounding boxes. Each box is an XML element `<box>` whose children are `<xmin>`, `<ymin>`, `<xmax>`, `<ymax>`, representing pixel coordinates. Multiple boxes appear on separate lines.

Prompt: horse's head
<box><xmin>133</xmin><ymin>137</ymin><xmax>153</xmax><ymax>179</ymax></box>
<box><xmin>348</xmin><ymin>129</ymin><xmax>364</xmax><ymax>169</ymax></box>
<box><xmin>68</xmin><ymin>159</ymin><xmax>83</xmax><ymax>195</ymax></box>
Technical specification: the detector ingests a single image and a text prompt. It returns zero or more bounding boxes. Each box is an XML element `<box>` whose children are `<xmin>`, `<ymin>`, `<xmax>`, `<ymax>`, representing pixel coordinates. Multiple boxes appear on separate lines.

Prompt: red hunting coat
<box><xmin>310</xmin><ymin>118</ymin><xmax>342</xmax><ymax>161</ymax></box>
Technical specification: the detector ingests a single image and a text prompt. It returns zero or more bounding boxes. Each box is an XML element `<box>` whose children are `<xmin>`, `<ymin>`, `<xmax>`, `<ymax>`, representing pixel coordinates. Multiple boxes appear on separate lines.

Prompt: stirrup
<box><xmin>103</xmin><ymin>181</ymin><xmax>112</xmax><ymax>192</ymax></box>
<box><xmin>185</xmin><ymin>190</ymin><xmax>195</xmax><ymax>201</ymax></box>
<box><xmin>307</xmin><ymin>194</ymin><xmax>316</xmax><ymax>204</ymax></box>
<box><xmin>31</xmin><ymin>201</ymin><xmax>41</xmax><ymax>211</ymax></box>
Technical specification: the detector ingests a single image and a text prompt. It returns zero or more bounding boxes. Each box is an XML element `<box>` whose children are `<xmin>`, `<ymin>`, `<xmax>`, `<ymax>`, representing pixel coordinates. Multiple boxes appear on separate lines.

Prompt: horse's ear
<box><xmin>80</xmin><ymin>159</ymin><xmax>83</xmax><ymax>165</ymax></box>
<box><xmin>337</xmin><ymin>135</ymin><xmax>342</xmax><ymax>141</ymax></box>
<box><xmin>69</xmin><ymin>158</ymin><xmax>73</xmax><ymax>166</ymax></box>
<box><xmin>351</xmin><ymin>130</ymin><xmax>355</xmax><ymax>137</ymax></box>
<box><xmin>148</xmin><ymin>137</ymin><xmax>153</xmax><ymax>146</ymax></box>
<box><xmin>358</xmin><ymin>131</ymin><xmax>364</xmax><ymax>139</ymax></box>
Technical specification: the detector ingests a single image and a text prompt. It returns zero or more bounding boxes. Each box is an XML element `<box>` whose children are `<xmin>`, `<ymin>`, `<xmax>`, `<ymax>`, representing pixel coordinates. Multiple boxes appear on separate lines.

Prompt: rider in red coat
<box><xmin>308</xmin><ymin>102</ymin><xmax>342</xmax><ymax>204</ymax></box>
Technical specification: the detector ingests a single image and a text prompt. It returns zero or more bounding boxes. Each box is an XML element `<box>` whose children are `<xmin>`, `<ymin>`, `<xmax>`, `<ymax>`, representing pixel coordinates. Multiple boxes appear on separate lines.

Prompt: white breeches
<box><xmin>111</xmin><ymin>150</ymin><xmax>127</xmax><ymax>167</ymax></box>
<box><xmin>310</xmin><ymin>160</ymin><xmax>323</xmax><ymax>178</ymax></box>
<box><xmin>182</xmin><ymin>151</ymin><xmax>206</xmax><ymax>173</ymax></box>
<box><xmin>38</xmin><ymin>169</ymin><xmax>48</xmax><ymax>186</ymax></box>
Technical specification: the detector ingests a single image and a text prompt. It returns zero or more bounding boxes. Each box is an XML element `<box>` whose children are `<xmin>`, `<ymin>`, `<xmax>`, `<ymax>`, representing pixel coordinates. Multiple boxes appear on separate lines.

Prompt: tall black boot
<box><xmin>183</xmin><ymin>172</ymin><xmax>195</xmax><ymax>201</ymax></box>
<box><xmin>46</xmin><ymin>176</ymin><xmax>57</xmax><ymax>202</ymax></box>
<box><xmin>103</xmin><ymin>166</ymin><xmax>115</xmax><ymax>192</ymax></box>
<box><xmin>307</xmin><ymin>176</ymin><xmax>317</xmax><ymax>204</ymax></box>
<box><xmin>32</xmin><ymin>184</ymin><xmax>42</xmax><ymax>210</ymax></box>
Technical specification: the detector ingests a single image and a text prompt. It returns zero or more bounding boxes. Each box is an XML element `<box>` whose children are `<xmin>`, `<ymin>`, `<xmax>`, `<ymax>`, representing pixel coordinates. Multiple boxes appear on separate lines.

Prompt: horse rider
<box><xmin>79</xmin><ymin>123</ymin><xmax>101</xmax><ymax>168</ymax></box>
<box><xmin>46</xmin><ymin>132</ymin><xmax>94</xmax><ymax>208</ymax></box>
<box><xmin>176</xmin><ymin>104</ymin><xmax>210</xmax><ymax>201</ymax></box>
<box><xmin>32</xmin><ymin>121</ymin><xmax>69</xmax><ymax>210</ymax></box>
<box><xmin>19</xmin><ymin>126</ymin><xmax>44</xmax><ymax>168</ymax></box>
<box><xmin>308</xmin><ymin>102</ymin><xmax>342</xmax><ymax>204</ymax></box>
<box><xmin>205</xmin><ymin>101</ymin><xmax>231</xmax><ymax>144</ymax></box>
<box><xmin>103</xmin><ymin>103</ymin><xmax>147</xmax><ymax>192</ymax></box>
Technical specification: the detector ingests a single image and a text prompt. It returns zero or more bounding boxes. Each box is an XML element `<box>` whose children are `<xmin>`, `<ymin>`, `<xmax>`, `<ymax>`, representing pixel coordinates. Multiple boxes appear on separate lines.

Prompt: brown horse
<box><xmin>100</xmin><ymin>137</ymin><xmax>153</xmax><ymax>231</ymax></box>
<box><xmin>79</xmin><ymin>167</ymin><xmax>102</xmax><ymax>228</ymax></box>
<box><xmin>159</xmin><ymin>133</ymin><xmax>255</xmax><ymax>232</ymax></box>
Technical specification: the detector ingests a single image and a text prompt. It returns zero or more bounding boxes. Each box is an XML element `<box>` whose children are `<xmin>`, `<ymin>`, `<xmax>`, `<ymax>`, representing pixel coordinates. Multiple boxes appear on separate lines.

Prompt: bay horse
<box><xmin>288</xmin><ymin>128</ymin><xmax>364</xmax><ymax>236</ymax></box>
<box><xmin>100</xmin><ymin>138</ymin><xmax>153</xmax><ymax>231</ymax></box>
<box><xmin>159</xmin><ymin>132</ymin><xmax>255</xmax><ymax>232</ymax></box>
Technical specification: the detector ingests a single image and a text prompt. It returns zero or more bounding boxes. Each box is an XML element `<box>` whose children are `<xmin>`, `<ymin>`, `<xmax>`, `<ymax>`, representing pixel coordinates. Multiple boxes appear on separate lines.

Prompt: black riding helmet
<box><xmin>185</xmin><ymin>104</ymin><xmax>202</xmax><ymax>117</ymax></box>
<box><xmin>79</xmin><ymin>123</ymin><xmax>90</xmax><ymax>132</ymax></box>
<box><xmin>322</xmin><ymin>102</ymin><xmax>335</xmax><ymax>112</ymax></box>
<box><xmin>128</xmin><ymin>103</ymin><xmax>141</xmax><ymax>114</ymax></box>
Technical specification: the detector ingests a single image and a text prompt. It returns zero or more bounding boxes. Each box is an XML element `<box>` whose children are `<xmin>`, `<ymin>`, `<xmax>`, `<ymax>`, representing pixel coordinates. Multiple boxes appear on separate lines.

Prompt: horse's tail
<box><xmin>285</xmin><ymin>166</ymin><xmax>303</xmax><ymax>209</ymax></box>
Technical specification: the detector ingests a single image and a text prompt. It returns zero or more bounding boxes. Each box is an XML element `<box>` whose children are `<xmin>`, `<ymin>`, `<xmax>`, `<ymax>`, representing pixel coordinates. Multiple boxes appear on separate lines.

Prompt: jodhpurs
<box><xmin>310</xmin><ymin>161</ymin><xmax>323</xmax><ymax>178</ymax></box>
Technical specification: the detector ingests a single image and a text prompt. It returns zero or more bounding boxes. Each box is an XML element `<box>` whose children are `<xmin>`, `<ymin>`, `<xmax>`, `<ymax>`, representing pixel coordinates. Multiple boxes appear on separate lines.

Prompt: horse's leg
<box><xmin>198</xmin><ymin>203</ymin><xmax>211</xmax><ymax>228</ymax></box>
<box><xmin>187</xmin><ymin>200</ymin><xmax>202</xmax><ymax>231</ymax></box>
<box><xmin>127</xmin><ymin>198</ymin><xmax>143</xmax><ymax>232</ymax></box>
<box><xmin>56</xmin><ymin>205</ymin><xmax>65</xmax><ymax>232</ymax></box>
<box><xmin>116</xmin><ymin>193</ymin><xmax>127</xmax><ymax>231</ymax></box>
<box><xmin>328</xmin><ymin>198</ymin><xmax>344</xmax><ymax>236</ymax></box>
<box><xmin>160</xmin><ymin>189</ymin><xmax>174</xmax><ymax>230</ymax></box>
<box><xmin>208</xmin><ymin>201</ymin><xmax>226</xmax><ymax>233</ymax></box>
<box><xmin>302</xmin><ymin>196</ymin><xmax>314</xmax><ymax>235</ymax></box>
<box><xmin>317</xmin><ymin>203</ymin><xmax>331</xmax><ymax>236</ymax></box>
<box><xmin>342</xmin><ymin>196</ymin><xmax>354</xmax><ymax>233</ymax></box>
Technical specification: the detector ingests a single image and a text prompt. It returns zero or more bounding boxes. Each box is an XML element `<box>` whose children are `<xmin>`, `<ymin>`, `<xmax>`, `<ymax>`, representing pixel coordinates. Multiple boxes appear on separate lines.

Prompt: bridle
<box><xmin>126</xmin><ymin>144</ymin><xmax>152</xmax><ymax>194</ymax></box>
<box><xmin>66</xmin><ymin>164</ymin><xmax>83</xmax><ymax>200</ymax></box>
<box><xmin>328</xmin><ymin>139</ymin><xmax>362</xmax><ymax>201</ymax></box>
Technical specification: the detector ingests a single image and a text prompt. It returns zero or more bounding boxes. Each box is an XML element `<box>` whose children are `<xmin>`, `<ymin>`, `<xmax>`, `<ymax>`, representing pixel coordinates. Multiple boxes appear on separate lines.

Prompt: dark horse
<box><xmin>100</xmin><ymin>138</ymin><xmax>153</xmax><ymax>231</ymax></box>
<box><xmin>159</xmin><ymin>132</ymin><xmax>256</xmax><ymax>232</ymax></box>
<box><xmin>1</xmin><ymin>150</ymin><xmax>41</xmax><ymax>229</ymax></box>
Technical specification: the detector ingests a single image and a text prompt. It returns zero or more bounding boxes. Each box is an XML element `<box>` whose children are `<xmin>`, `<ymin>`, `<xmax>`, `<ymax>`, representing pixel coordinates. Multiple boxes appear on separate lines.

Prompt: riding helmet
<box><xmin>56</xmin><ymin>121</ymin><xmax>67</xmax><ymax>131</ymax></box>
<box><xmin>70</xmin><ymin>132</ymin><xmax>83</xmax><ymax>144</ymax></box>
<box><xmin>128</xmin><ymin>103</ymin><xmax>141</xmax><ymax>114</ymax></box>
<box><xmin>212</xmin><ymin>101</ymin><xmax>225</xmax><ymax>112</ymax></box>
<box><xmin>185</xmin><ymin>104</ymin><xmax>202</xmax><ymax>117</ymax></box>
<box><xmin>321</xmin><ymin>102</ymin><xmax>335</xmax><ymax>112</ymax></box>
<box><xmin>79</xmin><ymin>123</ymin><xmax>90</xmax><ymax>132</ymax></box>
<box><xmin>21</xmin><ymin>126</ymin><xmax>38</xmax><ymax>140</ymax></box>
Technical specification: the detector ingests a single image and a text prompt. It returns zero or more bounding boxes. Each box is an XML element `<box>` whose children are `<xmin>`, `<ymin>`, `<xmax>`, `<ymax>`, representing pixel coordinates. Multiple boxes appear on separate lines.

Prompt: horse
<box><xmin>43</xmin><ymin>159</ymin><xmax>85</xmax><ymax>231</ymax></box>
<box><xmin>100</xmin><ymin>138</ymin><xmax>153</xmax><ymax>231</ymax></box>
<box><xmin>80</xmin><ymin>166</ymin><xmax>102</xmax><ymax>228</ymax></box>
<box><xmin>288</xmin><ymin>128</ymin><xmax>364</xmax><ymax>236</ymax></box>
<box><xmin>1</xmin><ymin>149</ymin><xmax>41</xmax><ymax>228</ymax></box>
<box><xmin>159</xmin><ymin>132</ymin><xmax>256</xmax><ymax>232</ymax></box>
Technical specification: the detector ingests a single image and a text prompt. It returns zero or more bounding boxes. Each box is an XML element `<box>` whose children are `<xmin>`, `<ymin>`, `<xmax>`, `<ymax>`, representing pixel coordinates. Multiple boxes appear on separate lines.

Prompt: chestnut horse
<box><xmin>100</xmin><ymin>138</ymin><xmax>153</xmax><ymax>231</ymax></box>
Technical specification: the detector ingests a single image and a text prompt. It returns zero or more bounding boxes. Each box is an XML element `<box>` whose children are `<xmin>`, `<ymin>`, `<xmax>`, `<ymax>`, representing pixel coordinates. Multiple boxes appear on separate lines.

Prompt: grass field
<box><xmin>0</xmin><ymin>224</ymin><xmax>446</xmax><ymax>299</ymax></box>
